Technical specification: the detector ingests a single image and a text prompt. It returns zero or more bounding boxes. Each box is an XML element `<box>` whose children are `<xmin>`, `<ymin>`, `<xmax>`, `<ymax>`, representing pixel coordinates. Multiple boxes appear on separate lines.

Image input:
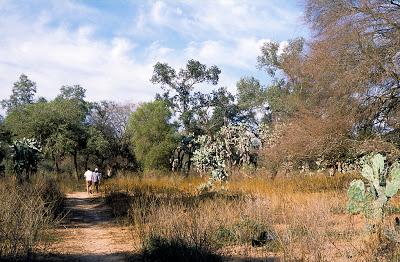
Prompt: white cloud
<box><xmin>135</xmin><ymin>0</ymin><xmax>305</xmax><ymax>41</ymax></box>
<box><xmin>0</xmin><ymin>0</ymin><xmax>306</xmax><ymax>116</ymax></box>
<box><xmin>0</xmin><ymin>14</ymin><xmax>157</xmax><ymax>105</ymax></box>
<box><xmin>150</xmin><ymin>1</ymin><xmax>166</xmax><ymax>24</ymax></box>
<box><xmin>183</xmin><ymin>38</ymin><xmax>271</xmax><ymax>70</ymax></box>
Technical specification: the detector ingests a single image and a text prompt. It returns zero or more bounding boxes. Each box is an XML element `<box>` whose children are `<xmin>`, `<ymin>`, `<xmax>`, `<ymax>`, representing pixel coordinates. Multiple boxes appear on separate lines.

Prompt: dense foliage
<box><xmin>0</xmin><ymin>0</ymin><xmax>398</xmax><ymax>183</ymax></box>
<box><xmin>11</xmin><ymin>138</ymin><xmax>41</xmax><ymax>182</ymax></box>
<box><xmin>128</xmin><ymin>100</ymin><xmax>177</xmax><ymax>170</ymax></box>
<box><xmin>260</xmin><ymin>0</ymin><xmax>400</xmax><ymax>171</ymax></box>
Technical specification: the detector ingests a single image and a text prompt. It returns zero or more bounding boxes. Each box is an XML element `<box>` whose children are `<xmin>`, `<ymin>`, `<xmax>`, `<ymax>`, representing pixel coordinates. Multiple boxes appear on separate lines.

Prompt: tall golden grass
<box><xmin>49</xmin><ymin>168</ymin><xmax>400</xmax><ymax>260</ymax></box>
<box><xmin>100</xmin><ymin>171</ymin><xmax>400</xmax><ymax>261</ymax></box>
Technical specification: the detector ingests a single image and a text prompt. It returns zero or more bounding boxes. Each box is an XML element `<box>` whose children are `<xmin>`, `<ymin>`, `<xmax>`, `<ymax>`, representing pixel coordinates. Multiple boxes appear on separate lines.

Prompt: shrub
<box><xmin>0</xmin><ymin>178</ymin><xmax>62</xmax><ymax>260</ymax></box>
<box><xmin>142</xmin><ymin>235</ymin><xmax>221</xmax><ymax>262</ymax></box>
<box><xmin>105</xmin><ymin>191</ymin><xmax>132</xmax><ymax>218</ymax></box>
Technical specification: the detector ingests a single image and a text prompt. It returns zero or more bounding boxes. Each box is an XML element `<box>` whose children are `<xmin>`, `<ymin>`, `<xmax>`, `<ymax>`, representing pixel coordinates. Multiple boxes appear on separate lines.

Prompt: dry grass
<box><xmin>0</xmin><ymin>176</ymin><xmax>64</xmax><ymax>260</ymax></box>
<box><xmin>102</xmin><ymin>172</ymin><xmax>400</xmax><ymax>261</ymax></box>
<box><xmin>103</xmin><ymin>172</ymin><xmax>206</xmax><ymax>195</ymax></box>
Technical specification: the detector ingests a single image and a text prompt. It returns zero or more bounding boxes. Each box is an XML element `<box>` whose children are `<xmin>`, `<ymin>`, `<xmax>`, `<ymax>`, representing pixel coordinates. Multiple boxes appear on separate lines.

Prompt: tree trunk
<box><xmin>53</xmin><ymin>153</ymin><xmax>60</xmax><ymax>173</ymax></box>
<box><xmin>73</xmin><ymin>150</ymin><xmax>79</xmax><ymax>180</ymax></box>
<box><xmin>84</xmin><ymin>153</ymin><xmax>89</xmax><ymax>171</ymax></box>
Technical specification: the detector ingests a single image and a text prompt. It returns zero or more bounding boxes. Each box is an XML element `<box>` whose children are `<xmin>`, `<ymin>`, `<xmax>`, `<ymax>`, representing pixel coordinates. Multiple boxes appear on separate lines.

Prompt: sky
<box><xmin>0</xmin><ymin>0</ymin><xmax>308</xmax><ymax>113</ymax></box>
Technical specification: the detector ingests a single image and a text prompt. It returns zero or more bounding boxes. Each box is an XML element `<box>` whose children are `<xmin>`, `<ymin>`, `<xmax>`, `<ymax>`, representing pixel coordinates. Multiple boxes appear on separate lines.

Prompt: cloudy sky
<box><xmin>0</xmin><ymin>0</ymin><xmax>308</xmax><ymax>110</ymax></box>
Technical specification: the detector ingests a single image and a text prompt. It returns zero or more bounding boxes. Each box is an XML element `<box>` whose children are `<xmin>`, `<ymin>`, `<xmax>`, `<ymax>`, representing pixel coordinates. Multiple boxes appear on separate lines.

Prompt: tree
<box><xmin>128</xmin><ymin>101</ymin><xmax>177</xmax><ymax>170</ymax></box>
<box><xmin>236</xmin><ymin>77</ymin><xmax>270</xmax><ymax>124</ymax></box>
<box><xmin>169</xmin><ymin>87</ymin><xmax>245</xmax><ymax>172</ymax></box>
<box><xmin>190</xmin><ymin>87</ymin><xmax>244</xmax><ymax>135</ymax></box>
<box><xmin>5</xmin><ymin>99</ymin><xmax>86</xmax><ymax>178</ymax></box>
<box><xmin>57</xmin><ymin>85</ymin><xmax>86</xmax><ymax>101</ymax></box>
<box><xmin>83</xmin><ymin>126</ymin><xmax>110</xmax><ymax>169</ymax></box>
<box><xmin>257</xmin><ymin>38</ymin><xmax>306</xmax><ymax>120</ymax></box>
<box><xmin>1</xmin><ymin>74</ymin><xmax>37</xmax><ymax>113</ymax></box>
<box><xmin>259</xmin><ymin>0</ymin><xmax>400</xmax><ymax>171</ymax></box>
<box><xmin>304</xmin><ymin>0</ymin><xmax>400</xmax><ymax>135</ymax></box>
<box><xmin>151</xmin><ymin>59</ymin><xmax>221</xmax><ymax>133</ymax></box>
<box><xmin>87</xmin><ymin>101</ymin><xmax>137</xmax><ymax>170</ymax></box>
<box><xmin>0</xmin><ymin>116</ymin><xmax>11</xmax><ymax>174</ymax></box>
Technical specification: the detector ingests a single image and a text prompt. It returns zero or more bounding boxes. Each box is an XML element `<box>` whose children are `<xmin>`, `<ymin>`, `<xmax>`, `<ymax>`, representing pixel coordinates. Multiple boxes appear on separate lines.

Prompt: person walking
<box><xmin>91</xmin><ymin>168</ymin><xmax>101</xmax><ymax>194</ymax></box>
<box><xmin>84</xmin><ymin>168</ymin><xmax>93</xmax><ymax>194</ymax></box>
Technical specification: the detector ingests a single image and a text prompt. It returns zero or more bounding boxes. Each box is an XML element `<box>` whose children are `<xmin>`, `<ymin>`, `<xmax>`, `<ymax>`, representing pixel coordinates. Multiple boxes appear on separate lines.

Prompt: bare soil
<box><xmin>45</xmin><ymin>192</ymin><xmax>134</xmax><ymax>261</ymax></box>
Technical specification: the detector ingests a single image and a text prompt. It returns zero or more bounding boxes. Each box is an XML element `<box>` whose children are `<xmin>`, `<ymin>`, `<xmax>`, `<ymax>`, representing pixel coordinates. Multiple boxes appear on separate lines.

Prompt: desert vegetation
<box><xmin>0</xmin><ymin>0</ymin><xmax>399</xmax><ymax>261</ymax></box>
<box><xmin>100</xmin><ymin>171</ymin><xmax>400</xmax><ymax>261</ymax></box>
<box><xmin>0</xmin><ymin>176</ymin><xmax>64</xmax><ymax>260</ymax></box>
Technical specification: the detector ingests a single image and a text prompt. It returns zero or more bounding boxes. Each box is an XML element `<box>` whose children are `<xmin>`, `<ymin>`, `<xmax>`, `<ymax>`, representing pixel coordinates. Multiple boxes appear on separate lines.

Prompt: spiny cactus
<box><xmin>348</xmin><ymin>153</ymin><xmax>400</xmax><ymax>224</ymax></box>
<box><xmin>10</xmin><ymin>138</ymin><xmax>41</xmax><ymax>182</ymax></box>
<box><xmin>193</xmin><ymin>124</ymin><xmax>259</xmax><ymax>191</ymax></box>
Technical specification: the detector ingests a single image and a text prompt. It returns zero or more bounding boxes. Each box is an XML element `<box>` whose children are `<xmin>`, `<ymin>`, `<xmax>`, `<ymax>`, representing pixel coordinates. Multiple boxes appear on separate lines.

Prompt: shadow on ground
<box><xmin>60</xmin><ymin>195</ymin><xmax>115</xmax><ymax>228</ymax></box>
<box><xmin>31</xmin><ymin>252</ymin><xmax>138</xmax><ymax>262</ymax></box>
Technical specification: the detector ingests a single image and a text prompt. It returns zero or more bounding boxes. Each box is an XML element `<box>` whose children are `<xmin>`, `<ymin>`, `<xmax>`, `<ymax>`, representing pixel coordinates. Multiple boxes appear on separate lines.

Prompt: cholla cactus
<box><xmin>348</xmin><ymin>153</ymin><xmax>400</xmax><ymax>225</ymax></box>
<box><xmin>11</xmin><ymin>138</ymin><xmax>42</xmax><ymax>182</ymax></box>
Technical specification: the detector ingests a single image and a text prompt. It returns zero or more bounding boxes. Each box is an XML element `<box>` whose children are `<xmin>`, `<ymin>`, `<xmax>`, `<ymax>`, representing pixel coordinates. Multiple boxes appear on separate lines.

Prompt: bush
<box><xmin>105</xmin><ymin>191</ymin><xmax>132</xmax><ymax>218</ymax></box>
<box><xmin>36</xmin><ymin>177</ymin><xmax>65</xmax><ymax>217</ymax></box>
<box><xmin>0</xmin><ymin>178</ymin><xmax>62</xmax><ymax>260</ymax></box>
<box><xmin>142</xmin><ymin>235</ymin><xmax>221</xmax><ymax>262</ymax></box>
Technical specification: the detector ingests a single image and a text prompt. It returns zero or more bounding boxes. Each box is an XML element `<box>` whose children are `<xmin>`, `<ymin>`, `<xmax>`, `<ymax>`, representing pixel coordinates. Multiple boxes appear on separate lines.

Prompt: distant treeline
<box><xmin>0</xmin><ymin>0</ymin><xmax>399</xmax><ymax>180</ymax></box>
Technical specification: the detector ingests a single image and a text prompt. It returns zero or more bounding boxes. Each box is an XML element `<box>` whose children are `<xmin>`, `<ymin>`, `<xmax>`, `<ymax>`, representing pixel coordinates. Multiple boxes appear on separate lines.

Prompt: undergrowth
<box><xmin>0</xmin><ymin>176</ymin><xmax>64</xmax><ymax>260</ymax></box>
<box><xmin>103</xmin><ymin>172</ymin><xmax>400</xmax><ymax>261</ymax></box>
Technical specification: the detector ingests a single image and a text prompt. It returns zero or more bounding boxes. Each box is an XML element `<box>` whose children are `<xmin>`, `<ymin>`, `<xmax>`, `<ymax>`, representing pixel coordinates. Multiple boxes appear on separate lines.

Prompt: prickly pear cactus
<box><xmin>10</xmin><ymin>138</ymin><xmax>42</xmax><ymax>182</ymax></box>
<box><xmin>347</xmin><ymin>180</ymin><xmax>366</xmax><ymax>214</ymax></box>
<box><xmin>192</xmin><ymin>124</ymin><xmax>258</xmax><ymax>191</ymax></box>
<box><xmin>348</xmin><ymin>153</ymin><xmax>400</xmax><ymax>224</ymax></box>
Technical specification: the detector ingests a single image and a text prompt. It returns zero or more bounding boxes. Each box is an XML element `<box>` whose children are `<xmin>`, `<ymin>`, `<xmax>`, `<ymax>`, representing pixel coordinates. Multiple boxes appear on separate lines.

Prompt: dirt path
<box><xmin>47</xmin><ymin>192</ymin><xmax>134</xmax><ymax>261</ymax></box>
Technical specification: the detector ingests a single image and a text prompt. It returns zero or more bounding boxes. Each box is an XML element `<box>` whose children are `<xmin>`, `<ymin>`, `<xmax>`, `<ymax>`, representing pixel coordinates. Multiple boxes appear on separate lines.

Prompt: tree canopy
<box><xmin>128</xmin><ymin>100</ymin><xmax>177</xmax><ymax>170</ymax></box>
<box><xmin>1</xmin><ymin>74</ymin><xmax>37</xmax><ymax>113</ymax></box>
<box><xmin>151</xmin><ymin>59</ymin><xmax>221</xmax><ymax>133</ymax></box>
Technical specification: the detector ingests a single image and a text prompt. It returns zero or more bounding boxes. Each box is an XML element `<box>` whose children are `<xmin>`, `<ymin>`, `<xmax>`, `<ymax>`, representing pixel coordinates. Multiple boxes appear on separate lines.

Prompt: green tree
<box><xmin>1</xmin><ymin>74</ymin><xmax>37</xmax><ymax>113</ymax></box>
<box><xmin>87</xmin><ymin>101</ymin><xmax>136</xmax><ymax>170</ymax></box>
<box><xmin>83</xmin><ymin>126</ymin><xmax>110</xmax><ymax>169</ymax></box>
<box><xmin>151</xmin><ymin>59</ymin><xmax>221</xmax><ymax>133</ymax></box>
<box><xmin>0</xmin><ymin>116</ymin><xmax>11</xmax><ymax>174</ymax></box>
<box><xmin>128</xmin><ymin>101</ymin><xmax>177</xmax><ymax>170</ymax></box>
<box><xmin>57</xmin><ymin>85</ymin><xmax>86</xmax><ymax>101</ymax></box>
<box><xmin>191</xmin><ymin>87</ymin><xmax>243</xmax><ymax>135</ymax></box>
<box><xmin>5</xmin><ymin>99</ymin><xmax>86</xmax><ymax>178</ymax></box>
<box><xmin>257</xmin><ymin>38</ymin><xmax>306</xmax><ymax>120</ymax></box>
<box><xmin>236</xmin><ymin>77</ymin><xmax>270</xmax><ymax>124</ymax></box>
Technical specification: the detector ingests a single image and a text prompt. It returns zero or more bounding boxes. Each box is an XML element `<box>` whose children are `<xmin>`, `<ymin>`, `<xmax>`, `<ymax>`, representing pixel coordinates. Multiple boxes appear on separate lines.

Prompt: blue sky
<box><xmin>0</xmin><ymin>0</ymin><xmax>308</xmax><ymax>109</ymax></box>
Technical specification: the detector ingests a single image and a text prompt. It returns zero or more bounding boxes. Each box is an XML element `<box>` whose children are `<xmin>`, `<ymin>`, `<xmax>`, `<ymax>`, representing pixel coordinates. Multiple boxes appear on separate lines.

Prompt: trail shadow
<box><xmin>32</xmin><ymin>251</ymin><xmax>139</xmax><ymax>262</ymax></box>
<box><xmin>26</xmin><ymin>252</ymin><xmax>280</xmax><ymax>262</ymax></box>
<box><xmin>60</xmin><ymin>195</ymin><xmax>115</xmax><ymax>228</ymax></box>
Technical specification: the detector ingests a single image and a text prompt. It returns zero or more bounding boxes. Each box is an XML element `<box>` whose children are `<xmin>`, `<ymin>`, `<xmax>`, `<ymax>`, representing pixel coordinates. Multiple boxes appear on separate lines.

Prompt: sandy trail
<box><xmin>47</xmin><ymin>192</ymin><xmax>134</xmax><ymax>261</ymax></box>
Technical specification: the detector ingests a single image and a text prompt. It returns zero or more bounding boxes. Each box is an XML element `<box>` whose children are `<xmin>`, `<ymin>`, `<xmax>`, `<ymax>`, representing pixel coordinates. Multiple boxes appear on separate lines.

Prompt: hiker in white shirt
<box><xmin>91</xmin><ymin>168</ymin><xmax>101</xmax><ymax>194</ymax></box>
<box><xmin>84</xmin><ymin>168</ymin><xmax>93</xmax><ymax>194</ymax></box>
